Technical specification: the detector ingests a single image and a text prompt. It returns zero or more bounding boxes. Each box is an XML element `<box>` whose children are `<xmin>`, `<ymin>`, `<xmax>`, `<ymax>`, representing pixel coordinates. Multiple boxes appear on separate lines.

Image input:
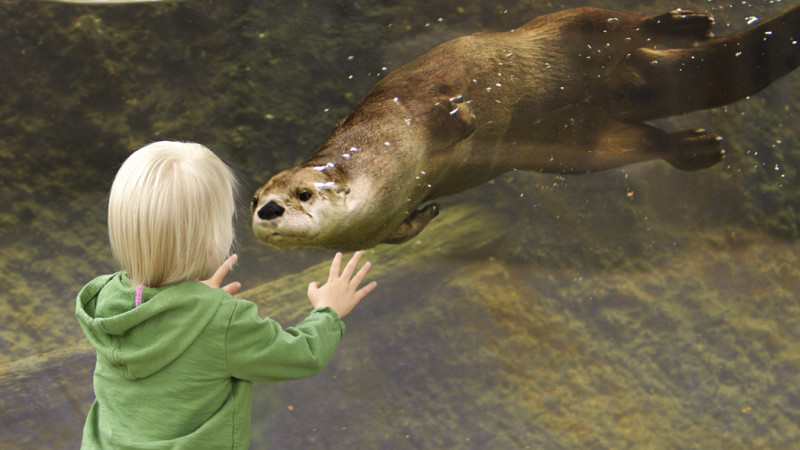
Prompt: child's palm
<box><xmin>308</xmin><ymin>252</ymin><xmax>377</xmax><ymax>319</ymax></box>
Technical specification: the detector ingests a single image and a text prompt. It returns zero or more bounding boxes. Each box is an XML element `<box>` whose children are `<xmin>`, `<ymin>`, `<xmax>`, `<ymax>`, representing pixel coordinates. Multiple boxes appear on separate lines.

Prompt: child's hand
<box><xmin>307</xmin><ymin>252</ymin><xmax>377</xmax><ymax>319</ymax></box>
<box><xmin>202</xmin><ymin>254</ymin><xmax>242</xmax><ymax>295</ymax></box>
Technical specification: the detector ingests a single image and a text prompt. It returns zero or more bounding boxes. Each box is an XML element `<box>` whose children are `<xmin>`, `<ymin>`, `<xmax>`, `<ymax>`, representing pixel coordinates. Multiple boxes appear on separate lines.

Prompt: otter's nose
<box><xmin>257</xmin><ymin>200</ymin><xmax>285</xmax><ymax>220</ymax></box>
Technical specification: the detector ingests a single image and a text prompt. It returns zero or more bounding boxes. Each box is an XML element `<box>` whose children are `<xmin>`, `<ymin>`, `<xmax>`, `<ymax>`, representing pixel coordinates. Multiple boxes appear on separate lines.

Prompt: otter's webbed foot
<box><xmin>643</xmin><ymin>9</ymin><xmax>715</xmax><ymax>46</ymax></box>
<box><xmin>664</xmin><ymin>128</ymin><xmax>725</xmax><ymax>171</ymax></box>
<box><xmin>381</xmin><ymin>203</ymin><xmax>440</xmax><ymax>245</ymax></box>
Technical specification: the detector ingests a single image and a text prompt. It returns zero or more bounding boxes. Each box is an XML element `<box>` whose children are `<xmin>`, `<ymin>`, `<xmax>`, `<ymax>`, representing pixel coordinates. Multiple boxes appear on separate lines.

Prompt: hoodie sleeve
<box><xmin>224</xmin><ymin>299</ymin><xmax>346</xmax><ymax>382</ymax></box>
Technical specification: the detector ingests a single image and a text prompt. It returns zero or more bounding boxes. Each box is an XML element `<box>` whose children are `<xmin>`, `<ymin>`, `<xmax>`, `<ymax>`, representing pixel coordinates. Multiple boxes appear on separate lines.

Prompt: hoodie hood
<box><xmin>76</xmin><ymin>272</ymin><xmax>228</xmax><ymax>380</ymax></box>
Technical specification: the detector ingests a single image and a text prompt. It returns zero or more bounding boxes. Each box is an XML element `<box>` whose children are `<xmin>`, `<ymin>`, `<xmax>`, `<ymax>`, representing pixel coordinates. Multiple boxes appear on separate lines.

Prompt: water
<box><xmin>2</xmin><ymin>0</ymin><xmax>799</xmax><ymax>447</ymax></box>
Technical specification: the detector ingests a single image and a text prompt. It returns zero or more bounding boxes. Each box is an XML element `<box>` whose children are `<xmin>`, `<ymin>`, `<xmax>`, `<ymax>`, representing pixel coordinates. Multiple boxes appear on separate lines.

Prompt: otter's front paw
<box><xmin>381</xmin><ymin>203</ymin><xmax>440</xmax><ymax>244</ymax></box>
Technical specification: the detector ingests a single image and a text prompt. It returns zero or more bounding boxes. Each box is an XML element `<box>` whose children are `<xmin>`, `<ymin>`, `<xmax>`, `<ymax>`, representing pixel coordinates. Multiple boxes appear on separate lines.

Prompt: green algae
<box><xmin>248</xmin><ymin>222</ymin><xmax>800</xmax><ymax>448</ymax></box>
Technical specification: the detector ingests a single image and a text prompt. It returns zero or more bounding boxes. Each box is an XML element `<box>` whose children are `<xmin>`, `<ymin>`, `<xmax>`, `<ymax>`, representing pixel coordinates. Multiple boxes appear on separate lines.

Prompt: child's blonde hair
<box><xmin>108</xmin><ymin>141</ymin><xmax>237</xmax><ymax>287</ymax></box>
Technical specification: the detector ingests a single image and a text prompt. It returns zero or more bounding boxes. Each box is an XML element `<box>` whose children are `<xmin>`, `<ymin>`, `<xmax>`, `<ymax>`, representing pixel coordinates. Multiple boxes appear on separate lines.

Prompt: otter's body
<box><xmin>253</xmin><ymin>6</ymin><xmax>800</xmax><ymax>250</ymax></box>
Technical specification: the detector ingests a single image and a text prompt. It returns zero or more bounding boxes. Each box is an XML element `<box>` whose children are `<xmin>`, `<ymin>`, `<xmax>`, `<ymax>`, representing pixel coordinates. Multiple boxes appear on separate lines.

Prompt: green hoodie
<box><xmin>75</xmin><ymin>272</ymin><xmax>345</xmax><ymax>449</ymax></box>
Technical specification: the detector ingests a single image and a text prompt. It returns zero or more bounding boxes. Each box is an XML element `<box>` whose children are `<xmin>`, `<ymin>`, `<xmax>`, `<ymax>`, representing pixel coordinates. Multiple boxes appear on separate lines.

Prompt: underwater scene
<box><xmin>2</xmin><ymin>0</ymin><xmax>800</xmax><ymax>447</ymax></box>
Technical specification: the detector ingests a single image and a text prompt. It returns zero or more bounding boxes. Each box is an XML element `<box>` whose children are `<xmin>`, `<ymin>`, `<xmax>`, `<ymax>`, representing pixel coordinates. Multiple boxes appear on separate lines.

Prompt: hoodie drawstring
<box><xmin>135</xmin><ymin>284</ymin><xmax>144</xmax><ymax>307</ymax></box>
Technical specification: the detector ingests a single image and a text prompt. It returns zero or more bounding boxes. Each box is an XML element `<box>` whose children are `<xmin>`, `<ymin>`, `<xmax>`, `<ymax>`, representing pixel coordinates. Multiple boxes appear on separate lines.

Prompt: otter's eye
<box><xmin>250</xmin><ymin>197</ymin><xmax>258</xmax><ymax>211</ymax></box>
<box><xmin>298</xmin><ymin>191</ymin><xmax>312</xmax><ymax>202</ymax></box>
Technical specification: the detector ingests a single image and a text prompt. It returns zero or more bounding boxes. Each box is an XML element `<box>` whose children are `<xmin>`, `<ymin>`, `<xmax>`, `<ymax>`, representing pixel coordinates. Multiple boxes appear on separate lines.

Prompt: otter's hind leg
<box><xmin>582</xmin><ymin>125</ymin><xmax>725</xmax><ymax>172</ymax></box>
<box><xmin>661</xmin><ymin>128</ymin><xmax>725</xmax><ymax>170</ymax></box>
<box><xmin>382</xmin><ymin>203</ymin><xmax>440</xmax><ymax>245</ymax></box>
<box><xmin>641</xmin><ymin>9</ymin><xmax>714</xmax><ymax>47</ymax></box>
<box><xmin>511</xmin><ymin>111</ymin><xmax>724</xmax><ymax>173</ymax></box>
<box><xmin>607</xmin><ymin>5</ymin><xmax>800</xmax><ymax>121</ymax></box>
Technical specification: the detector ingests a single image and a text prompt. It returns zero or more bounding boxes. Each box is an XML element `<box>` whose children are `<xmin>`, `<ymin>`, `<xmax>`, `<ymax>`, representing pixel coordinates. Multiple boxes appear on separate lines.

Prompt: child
<box><xmin>75</xmin><ymin>141</ymin><xmax>377</xmax><ymax>449</ymax></box>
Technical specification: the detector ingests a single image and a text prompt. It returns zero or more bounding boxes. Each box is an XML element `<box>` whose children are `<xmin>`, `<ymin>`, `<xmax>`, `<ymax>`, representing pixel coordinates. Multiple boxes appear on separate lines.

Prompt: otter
<box><xmin>252</xmin><ymin>5</ymin><xmax>800</xmax><ymax>251</ymax></box>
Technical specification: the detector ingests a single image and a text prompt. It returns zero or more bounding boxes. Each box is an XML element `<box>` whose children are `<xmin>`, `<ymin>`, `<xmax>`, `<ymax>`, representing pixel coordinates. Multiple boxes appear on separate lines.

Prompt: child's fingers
<box><xmin>223</xmin><ymin>254</ymin><xmax>238</xmax><ymax>267</ymax></box>
<box><xmin>328</xmin><ymin>252</ymin><xmax>343</xmax><ymax>281</ymax></box>
<box><xmin>205</xmin><ymin>254</ymin><xmax>238</xmax><ymax>286</ymax></box>
<box><xmin>221</xmin><ymin>281</ymin><xmax>242</xmax><ymax>295</ymax></box>
<box><xmin>219</xmin><ymin>254</ymin><xmax>238</xmax><ymax>277</ymax></box>
<box><xmin>350</xmin><ymin>261</ymin><xmax>373</xmax><ymax>287</ymax></box>
<box><xmin>354</xmin><ymin>281</ymin><xmax>378</xmax><ymax>301</ymax></box>
<box><xmin>341</xmin><ymin>251</ymin><xmax>363</xmax><ymax>279</ymax></box>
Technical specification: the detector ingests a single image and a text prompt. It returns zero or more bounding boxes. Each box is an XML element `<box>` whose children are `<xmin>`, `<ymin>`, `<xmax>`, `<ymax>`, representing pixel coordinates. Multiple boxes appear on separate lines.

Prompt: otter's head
<box><xmin>251</xmin><ymin>164</ymin><xmax>351</xmax><ymax>248</ymax></box>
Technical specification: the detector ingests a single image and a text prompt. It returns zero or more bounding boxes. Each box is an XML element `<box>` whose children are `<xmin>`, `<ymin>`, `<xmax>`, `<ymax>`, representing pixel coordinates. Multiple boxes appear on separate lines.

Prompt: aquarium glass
<box><xmin>1</xmin><ymin>0</ymin><xmax>799</xmax><ymax>447</ymax></box>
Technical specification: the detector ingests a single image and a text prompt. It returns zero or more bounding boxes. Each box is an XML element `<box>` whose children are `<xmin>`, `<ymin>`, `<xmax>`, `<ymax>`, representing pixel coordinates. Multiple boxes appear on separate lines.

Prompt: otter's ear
<box><xmin>335</xmin><ymin>183</ymin><xmax>350</xmax><ymax>196</ymax></box>
<box><xmin>316</xmin><ymin>182</ymin><xmax>350</xmax><ymax>200</ymax></box>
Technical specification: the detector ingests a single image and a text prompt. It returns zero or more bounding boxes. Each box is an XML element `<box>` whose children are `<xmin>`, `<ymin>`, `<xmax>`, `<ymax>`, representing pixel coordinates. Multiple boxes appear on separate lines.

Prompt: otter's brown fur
<box><xmin>252</xmin><ymin>6</ymin><xmax>800</xmax><ymax>251</ymax></box>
